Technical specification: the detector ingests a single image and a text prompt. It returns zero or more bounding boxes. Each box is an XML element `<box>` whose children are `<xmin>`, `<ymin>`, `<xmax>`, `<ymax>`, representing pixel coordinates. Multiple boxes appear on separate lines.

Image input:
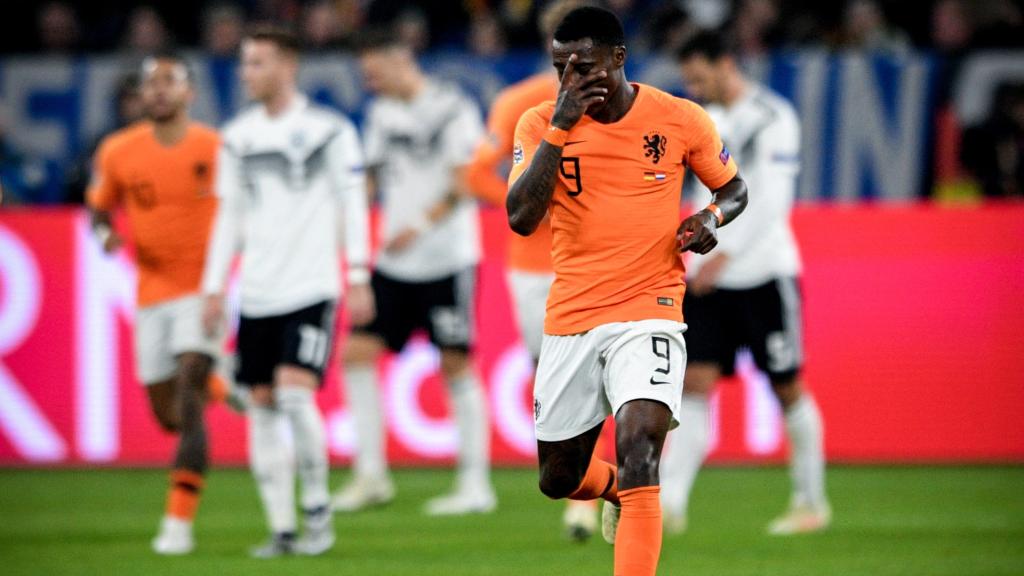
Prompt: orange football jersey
<box><xmin>468</xmin><ymin>73</ymin><xmax>559</xmax><ymax>273</ymax></box>
<box><xmin>509</xmin><ymin>83</ymin><xmax>738</xmax><ymax>335</ymax></box>
<box><xmin>87</xmin><ymin>122</ymin><xmax>220</xmax><ymax>307</ymax></box>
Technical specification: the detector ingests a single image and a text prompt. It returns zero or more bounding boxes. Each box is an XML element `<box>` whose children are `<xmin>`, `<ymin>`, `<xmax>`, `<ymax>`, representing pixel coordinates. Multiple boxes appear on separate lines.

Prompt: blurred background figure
<box><xmin>36</xmin><ymin>1</ymin><xmax>81</xmax><ymax>54</ymax></box>
<box><xmin>962</xmin><ymin>82</ymin><xmax>1024</xmax><ymax>198</ymax></box>
<box><xmin>843</xmin><ymin>0</ymin><xmax>910</xmax><ymax>54</ymax></box>
<box><xmin>123</xmin><ymin>6</ymin><xmax>172</xmax><ymax>56</ymax></box>
<box><xmin>203</xmin><ymin>4</ymin><xmax>246</xmax><ymax>58</ymax></box>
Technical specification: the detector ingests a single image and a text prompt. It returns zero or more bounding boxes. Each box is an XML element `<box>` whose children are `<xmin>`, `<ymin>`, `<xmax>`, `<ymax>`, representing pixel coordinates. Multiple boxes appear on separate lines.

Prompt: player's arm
<box><xmin>714</xmin><ymin>115</ymin><xmax>800</xmax><ymax>256</ymax></box>
<box><xmin>507</xmin><ymin>55</ymin><xmax>608</xmax><ymax>236</ymax></box>
<box><xmin>385</xmin><ymin>101</ymin><xmax>484</xmax><ymax>253</ymax></box>
<box><xmin>329</xmin><ymin>123</ymin><xmax>375</xmax><ymax>326</ymax></box>
<box><xmin>200</xmin><ymin>143</ymin><xmax>245</xmax><ymax>336</ymax></box>
<box><xmin>85</xmin><ymin>141</ymin><xmax>123</xmax><ymax>254</ymax></box>
<box><xmin>678</xmin><ymin>103</ymin><xmax>749</xmax><ymax>254</ymax></box>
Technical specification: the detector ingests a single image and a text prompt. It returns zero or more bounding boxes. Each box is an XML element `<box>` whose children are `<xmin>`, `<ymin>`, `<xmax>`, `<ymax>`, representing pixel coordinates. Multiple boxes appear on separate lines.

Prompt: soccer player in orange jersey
<box><xmin>507</xmin><ymin>7</ymin><xmax>748</xmax><ymax>575</ymax></box>
<box><xmin>466</xmin><ymin>0</ymin><xmax>600</xmax><ymax>542</ymax></box>
<box><xmin>87</xmin><ymin>53</ymin><xmax>222</xmax><ymax>555</ymax></box>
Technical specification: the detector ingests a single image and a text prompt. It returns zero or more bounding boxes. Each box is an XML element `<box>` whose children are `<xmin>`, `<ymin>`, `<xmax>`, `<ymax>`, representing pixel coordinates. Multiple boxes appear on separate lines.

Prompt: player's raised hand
<box><xmin>551</xmin><ymin>54</ymin><xmax>609</xmax><ymax>130</ymax></box>
<box><xmin>677</xmin><ymin>210</ymin><xmax>718</xmax><ymax>254</ymax></box>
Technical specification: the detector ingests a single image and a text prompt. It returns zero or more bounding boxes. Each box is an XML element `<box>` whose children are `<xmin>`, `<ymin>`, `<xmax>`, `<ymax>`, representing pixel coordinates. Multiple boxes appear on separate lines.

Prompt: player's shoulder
<box><xmin>750</xmin><ymin>84</ymin><xmax>799</xmax><ymax>129</ymax></box>
<box><xmin>98</xmin><ymin>122</ymin><xmax>152</xmax><ymax>156</ymax></box>
<box><xmin>187</xmin><ymin>122</ymin><xmax>221</xmax><ymax>146</ymax></box>
<box><xmin>519</xmin><ymin>100</ymin><xmax>556</xmax><ymax>128</ymax></box>
<box><xmin>220</xmin><ymin>103</ymin><xmax>262</xmax><ymax>142</ymax></box>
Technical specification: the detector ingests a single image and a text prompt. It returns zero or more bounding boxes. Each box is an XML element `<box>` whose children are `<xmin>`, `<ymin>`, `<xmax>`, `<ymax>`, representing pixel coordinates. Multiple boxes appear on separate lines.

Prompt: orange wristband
<box><xmin>542</xmin><ymin>125</ymin><xmax>569</xmax><ymax>147</ymax></box>
<box><xmin>706</xmin><ymin>203</ymin><xmax>724</xmax><ymax>225</ymax></box>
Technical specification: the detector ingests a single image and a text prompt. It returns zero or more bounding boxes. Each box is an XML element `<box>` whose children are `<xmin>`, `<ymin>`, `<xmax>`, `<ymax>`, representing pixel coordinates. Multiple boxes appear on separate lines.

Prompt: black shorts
<box><xmin>236</xmin><ymin>300</ymin><xmax>336</xmax><ymax>386</ymax></box>
<box><xmin>355</xmin><ymin>268</ymin><xmax>475</xmax><ymax>353</ymax></box>
<box><xmin>684</xmin><ymin>277</ymin><xmax>803</xmax><ymax>384</ymax></box>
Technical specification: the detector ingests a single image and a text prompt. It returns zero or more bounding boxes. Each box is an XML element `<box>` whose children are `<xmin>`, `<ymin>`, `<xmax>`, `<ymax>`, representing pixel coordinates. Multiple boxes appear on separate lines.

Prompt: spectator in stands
<box><xmin>203</xmin><ymin>4</ymin><xmax>246</xmax><ymax>58</ymax></box>
<box><xmin>123</xmin><ymin>6</ymin><xmax>171</xmax><ymax>55</ymax></box>
<box><xmin>37</xmin><ymin>2</ymin><xmax>81</xmax><ymax>54</ymax></box>
<box><xmin>732</xmin><ymin>0</ymin><xmax>783</xmax><ymax>57</ymax></box>
<box><xmin>931</xmin><ymin>0</ymin><xmax>973</xmax><ymax>52</ymax></box>
<box><xmin>302</xmin><ymin>0</ymin><xmax>345</xmax><ymax>51</ymax></box>
<box><xmin>962</xmin><ymin>82</ymin><xmax>1024</xmax><ymax>198</ymax></box>
<box><xmin>843</xmin><ymin>0</ymin><xmax>910</xmax><ymax>54</ymax></box>
<box><xmin>468</xmin><ymin>10</ymin><xmax>507</xmax><ymax>57</ymax></box>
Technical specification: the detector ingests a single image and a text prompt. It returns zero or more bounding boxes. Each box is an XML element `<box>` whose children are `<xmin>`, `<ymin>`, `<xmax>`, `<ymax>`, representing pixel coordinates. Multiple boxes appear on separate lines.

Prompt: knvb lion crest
<box><xmin>643</xmin><ymin>132</ymin><xmax>667</xmax><ymax>164</ymax></box>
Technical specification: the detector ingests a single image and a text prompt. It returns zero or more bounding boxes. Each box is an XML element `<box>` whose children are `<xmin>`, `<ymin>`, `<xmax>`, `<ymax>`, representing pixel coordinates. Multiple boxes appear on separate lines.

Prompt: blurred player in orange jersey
<box><xmin>87</xmin><ymin>53</ymin><xmax>223</xmax><ymax>556</ymax></box>
<box><xmin>508</xmin><ymin>7</ymin><xmax>748</xmax><ymax>575</ymax></box>
<box><xmin>466</xmin><ymin>0</ymin><xmax>601</xmax><ymax>542</ymax></box>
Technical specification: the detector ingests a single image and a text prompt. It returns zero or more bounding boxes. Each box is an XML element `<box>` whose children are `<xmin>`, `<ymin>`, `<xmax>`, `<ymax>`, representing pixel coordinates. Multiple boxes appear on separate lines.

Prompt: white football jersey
<box><xmin>202</xmin><ymin>94</ymin><xmax>370</xmax><ymax>317</ymax></box>
<box><xmin>689</xmin><ymin>83</ymin><xmax>802</xmax><ymax>289</ymax></box>
<box><xmin>364</xmin><ymin>80</ymin><xmax>483</xmax><ymax>281</ymax></box>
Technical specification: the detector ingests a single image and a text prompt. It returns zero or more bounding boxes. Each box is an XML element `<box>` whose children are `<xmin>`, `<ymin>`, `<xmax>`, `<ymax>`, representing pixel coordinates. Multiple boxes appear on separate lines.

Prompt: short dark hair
<box><xmin>676</xmin><ymin>30</ymin><xmax>733</xmax><ymax>62</ymax></box>
<box><xmin>141</xmin><ymin>50</ymin><xmax>194</xmax><ymax>82</ymax></box>
<box><xmin>244</xmin><ymin>24</ymin><xmax>301</xmax><ymax>55</ymax></box>
<box><xmin>354</xmin><ymin>27</ymin><xmax>408</xmax><ymax>54</ymax></box>
<box><xmin>553</xmin><ymin>6</ymin><xmax>625</xmax><ymax>48</ymax></box>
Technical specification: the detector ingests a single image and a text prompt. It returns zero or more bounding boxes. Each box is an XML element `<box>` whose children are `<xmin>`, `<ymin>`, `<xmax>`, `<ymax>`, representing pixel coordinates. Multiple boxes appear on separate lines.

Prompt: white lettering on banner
<box><xmin>795</xmin><ymin>52</ymin><xmax>828</xmax><ymax>201</ymax></box>
<box><xmin>2</xmin><ymin>57</ymin><xmax>74</xmax><ymax>157</ymax></box>
<box><xmin>837</xmin><ymin>55</ymin><xmax>927</xmax><ymax>200</ymax></box>
<box><xmin>75</xmin><ymin>216</ymin><xmax>134</xmax><ymax>462</ymax></box>
<box><xmin>0</xmin><ymin>224</ymin><xmax>65</xmax><ymax>461</ymax></box>
<box><xmin>489</xmin><ymin>344</ymin><xmax>537</xmax><ymax>456</ymax></box>
<box><xmin>80</xmin><ymin>56</ymin><xmax>131</xmax><ymax>145</ymax></box>
<box><xmin>736</xmin><ymin>351</ymin><xmax>783</xmax><ymax>454</ymax></box>
<box><xmin>387</xmin><ymin>340</ymin><xmax>457</xmax><ymax>457</ymax></box>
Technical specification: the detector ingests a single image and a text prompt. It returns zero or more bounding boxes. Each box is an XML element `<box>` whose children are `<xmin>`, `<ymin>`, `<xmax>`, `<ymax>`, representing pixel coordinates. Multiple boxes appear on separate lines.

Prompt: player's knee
<box><xmin>684</xmin><ymin>363</ymin><xmax>720</xmax><ymax>396</ymax></box>
<box><xmin>439</xmin><ymin>349</ymin><xmax>469</xmax><ymax>380</ymax></box>
<box><xmin>344</xmin><ymin>333</ymin><xmax>381</xmax><ymax>365</ymax></box>
<box><xmin>250</xmin><ymin>385</ymin><xmax>275</xmax><ymax>408</ymax></box>
<box><xmin>616</xmin><ymin>430</ymin><xmax>662</xmax><ymax>481</ymax></box>
<box><xmin>177</xmin><ymin>353</ymin><xmax>211</xmax><ymax>391</ymax></box>
<box><xmin>537</xmin><ymin>467</ymin><xmax>581</xmax><ymax>500</ymax></box>
<box><xmin>152</xmin><ymin>407</ymin><xmax>179</xmax><ymax>433</ymax></box>
<box><xmin>769</xmin><ymin>374</ymin><xmax>802</xmax><ymax>408</ymax></box>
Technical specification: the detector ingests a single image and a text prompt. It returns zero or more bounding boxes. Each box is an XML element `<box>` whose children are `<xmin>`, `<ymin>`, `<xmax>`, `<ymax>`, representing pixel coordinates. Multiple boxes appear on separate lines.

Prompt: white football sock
<box><xmin>248</xmin><ymin>404</ymin><xmax>297</xmax><ymax>534</ymax></box>
<box><xmin>449</xmin><ymin>372</ymin><xmax>491</xmax><ymax>493</ymax></box>
<box><xmin>344</xmin><ymin>364</ymin><xmax>388</xmax><ymax>479</ymax></box>
<box><xmin>275</xmin><ymin>386</ymin><xmax>329</xmax><ymax>513</ymax></box>
<box><xmin>660</xmin><ymin>395</ymin><xmax>710</xmax><ymax>518</ymax></box>
<box><xmin>784</xmin><ymin>393</ymin><xmax>827</xmax><ymax>509</ymax></box>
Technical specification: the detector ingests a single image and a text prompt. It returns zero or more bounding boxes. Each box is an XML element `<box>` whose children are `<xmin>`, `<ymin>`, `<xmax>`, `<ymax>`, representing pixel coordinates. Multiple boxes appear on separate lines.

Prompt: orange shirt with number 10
<box><xmin>509</xmin><ymin>83</ymin><xmax>738</xmax><ymax>336</ymax></box>
<box><xmin>87</xmin><ymin>122</ymin><xmax>220</xmax><ymax>307</ymax></box>
<box><xmin>468</xmin><ymin>73</ymin><xmax>558</xmax><ymax>273</ymax></box>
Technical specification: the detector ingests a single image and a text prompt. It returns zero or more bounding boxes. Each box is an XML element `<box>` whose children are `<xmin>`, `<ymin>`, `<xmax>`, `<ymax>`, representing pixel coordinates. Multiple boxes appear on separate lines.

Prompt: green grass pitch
<box><xmin>0</xmin><ymin>466</ymin><xmax>1022</xmax><ymax>575</ymax></box>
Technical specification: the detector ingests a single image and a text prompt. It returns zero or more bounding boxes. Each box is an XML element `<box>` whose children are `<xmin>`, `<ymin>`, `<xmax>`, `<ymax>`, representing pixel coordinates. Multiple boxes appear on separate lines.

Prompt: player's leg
<box><xmin>333</xmin><ymin>272</ymin><xmax>406</xmax><ymax>512</ymax></box>
<box><xmin>275</xmin><ymin>302</ymin><xmax>336</xmax><ymax>555</ymax></box>
<box><xmin>534</xmin><ymin>328</ymin><xmax>619</xmax><ymax>515</ymax></box>
<box><xmin>659</xmin><ymin>288</ymin><xmax>731</xmax><ymax>533</ymax></box>
<box><xmin>424</xmin><ymin>268</ymin><xmax>494</xmax><ymax>515</ymax></box>
<box><xmin>601</xmin><ymin>320</ymin><xmax>687</xmax><ymax>576</ymax></box>
<box><xmin>509</xmin><ymin>269</ymin><xmax>597</xmax><ymax>540</ymax></box>
<box><xmin>749</xmin><ymin>278</ymin><xmax>829</xmax><ymax>535</ymax></box>
<box><xmin>238</xmin><ymin>314</ymin><xmax>297</xmax><ymax>558</ymax></box>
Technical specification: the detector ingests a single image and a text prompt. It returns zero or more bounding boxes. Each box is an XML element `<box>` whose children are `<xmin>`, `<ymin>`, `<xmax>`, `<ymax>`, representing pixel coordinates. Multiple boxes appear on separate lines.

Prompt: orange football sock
<box><xmin>614</xmin><ymin>486</ymin><xmax>662</xmax><ymax>576</ymax></box>
<box><xmin>166</xmin><ymin>469</ymin><xmax>204</xmax><ymax>521</ymax></box>
<box><xmin>205</xmin><ymin>373</ymin><xmax>228</xmax><ymax>404</ymax></box>
<box><xmin>568</xmin><ymin>450</ymin><xmax>619</xmax><ymax>505</ymax></box>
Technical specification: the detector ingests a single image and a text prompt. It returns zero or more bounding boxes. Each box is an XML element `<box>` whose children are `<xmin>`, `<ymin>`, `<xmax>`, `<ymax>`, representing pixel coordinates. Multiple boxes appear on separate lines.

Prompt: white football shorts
<box><xmin>533</xmin><ymin>319</ymin><xmax>687</xmax><ymax>442</ymax></box>
<box><xmin>135</xmin><ymin>294</ymin><xmax>221</xmax><ymax>384</ymax></box>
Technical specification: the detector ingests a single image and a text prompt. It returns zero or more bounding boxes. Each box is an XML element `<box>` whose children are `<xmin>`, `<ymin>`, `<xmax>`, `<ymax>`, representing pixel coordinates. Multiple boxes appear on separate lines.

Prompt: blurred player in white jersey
<box><xmin>661</xmin><ymin>31</ymin><xmax>830</xmax><ymax>535</ymax></box>
<box><xmin>201</xmin><ymin>26</ymin><xmax>373</xmax><ymax>557</ymax></box>
<box><xmin>331</xmin><ymin>31</ymin><xmax>495</xmax><ymax>516</ymax></box>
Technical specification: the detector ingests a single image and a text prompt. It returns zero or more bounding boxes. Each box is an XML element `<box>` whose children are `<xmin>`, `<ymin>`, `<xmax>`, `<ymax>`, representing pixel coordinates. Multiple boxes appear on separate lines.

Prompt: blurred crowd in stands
<box><xmin>0</xmin><ymin>0</ymin><xmax>1021</xmax><ymax>204</ymax></box>
<box><xmin>16</xmin><ymin>0</ymin><xmax>1024</xmax><ymax>57</ymax></box>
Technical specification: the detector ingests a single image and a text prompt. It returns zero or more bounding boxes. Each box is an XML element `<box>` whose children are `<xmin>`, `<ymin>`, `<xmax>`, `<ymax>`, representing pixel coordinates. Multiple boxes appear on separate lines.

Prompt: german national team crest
<box><xmin>643</xmin><ymin>131</ymin><xmax>667</xmax><ymax>164</ymax></box>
